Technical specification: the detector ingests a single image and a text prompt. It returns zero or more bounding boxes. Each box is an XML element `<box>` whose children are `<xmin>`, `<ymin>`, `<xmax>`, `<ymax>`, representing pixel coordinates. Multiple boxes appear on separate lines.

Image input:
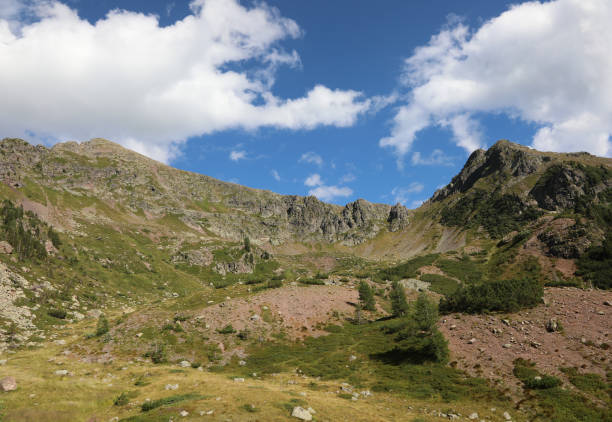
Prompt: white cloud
<box><xmin>271</xmin><ymin>169</ymin><xmax>280</xmax><ymax>181</ymax></box>
<box><xmin>0</xmin><ymin>0</ymin><xmax>371</xmax><ymax>163</ymax></box>
<box><xmin>410</xmin><ymin>199</ymin><xmax>424</xmax><ymax>209</ymax></box>
<box><xmin>339</xmin><ymin>173</ymin><xmax>356</xmax><ymax>183</ymax></box>
<box><xmin>308</xmin><ymin>185</ymin><xmax>353</xmax><ymax>202</ymax></box>
<box><xmin>304</xmin><ymin>173</ymin><xmax>323</xmax><ymax>187</ymax></box>
<box><xmin>411</xmin><ymin>149</ymin><xmax>455</xmax><ymax>166</ymax></box>
<box><xmin>229</xmin><ymin>150</ymin><xmax>246</xmax><ymax>161</ymax></box>
<box><xmin>299</xmin><ymin>151</ymin><xmax>323</xmax><ymax>167</ymax></box>
<box><xmin>381</xmin><ymin>0</ymin><xmax>612</xmax><ymax>160</ymax></box>
<box><xmin>303</xmin><ymin>172</ymin><xmax>352</xmax><ymax>202</ymax></box>
<box><xmin>391</xmin><ymin>183</ymin><xmax>424</xmax><ymax>205</ymax></box>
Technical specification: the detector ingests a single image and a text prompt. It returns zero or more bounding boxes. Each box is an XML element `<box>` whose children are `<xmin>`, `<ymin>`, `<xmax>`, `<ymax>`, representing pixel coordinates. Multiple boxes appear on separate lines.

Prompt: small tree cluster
<box><xmin>389</xmin><ymin>281</ymin><xmax>409</xmax><ymax>317</ymax></box>
<box><xmin>358</xmin><ymin>281</ymin><xmax>376</xmax><ymax>311</ymax></box>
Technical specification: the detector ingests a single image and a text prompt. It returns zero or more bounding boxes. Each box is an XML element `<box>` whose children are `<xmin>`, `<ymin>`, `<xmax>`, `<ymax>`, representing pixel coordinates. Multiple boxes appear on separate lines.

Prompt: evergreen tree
<box><xmin>244</xmin><ymin>236</ymin><xmax>251</xmax><ymax>252</ymax></box>
<box><xmin>95</xmin><ymin>314</ymin><xmax>109</xmax><ymax>337</ymax></box>
<box><xmin>358</xmin><ymin>281</ymin><xmax>376</xmax><ymax>311</ymax></box>
<box><xmin>389</xmin><ymin>281</ymin><xmax>409</xmax><ymax>317</ymax></box>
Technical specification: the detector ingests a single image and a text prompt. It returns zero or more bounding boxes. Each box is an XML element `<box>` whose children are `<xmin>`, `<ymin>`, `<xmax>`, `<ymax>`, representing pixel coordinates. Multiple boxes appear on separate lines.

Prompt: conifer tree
<box><xmin>390</xmin><ymin>280</ymin><xmax>409</xmax><ymax>317</ymax></box>
<box><xmin>358</xmin><ymin>281</ymin><xmax>376</xmax><ymax>311</ymax></box>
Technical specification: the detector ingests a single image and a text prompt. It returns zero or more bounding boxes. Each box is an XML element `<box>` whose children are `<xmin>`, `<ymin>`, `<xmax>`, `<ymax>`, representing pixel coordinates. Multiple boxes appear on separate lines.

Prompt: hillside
<box><xmin>0</xmin><ymin>137</ymin><xmax>610</xmax><ymax>422</ymax></box>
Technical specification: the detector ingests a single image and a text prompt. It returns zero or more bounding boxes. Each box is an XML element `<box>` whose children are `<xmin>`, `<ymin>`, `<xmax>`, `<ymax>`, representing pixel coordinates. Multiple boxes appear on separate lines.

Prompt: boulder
<box><xmin>0</xmin><ymin>241</ymin><xmax>13</xmax><ymax>254</ymax></box>
<box><xmin>545</xmin><ymin>318</ymin><xmax>559</xmax><ymax>333</ymax></box>
<box><xmin>0</xmin><ymin>376</ymin><xmax>17</xmax><ymax>392</ymax></box>
<box><xmin>291</xmin><ymin>406</ymin><xmax>312</xmax><ymax>421</ymax></box>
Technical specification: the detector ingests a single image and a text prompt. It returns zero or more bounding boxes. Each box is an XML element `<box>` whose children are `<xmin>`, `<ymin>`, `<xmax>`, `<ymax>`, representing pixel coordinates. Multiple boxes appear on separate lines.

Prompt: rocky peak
<box><xmin>431</xmin><ymin>140</ymin><xmax>544</xmax><ymax>202</ymax></box>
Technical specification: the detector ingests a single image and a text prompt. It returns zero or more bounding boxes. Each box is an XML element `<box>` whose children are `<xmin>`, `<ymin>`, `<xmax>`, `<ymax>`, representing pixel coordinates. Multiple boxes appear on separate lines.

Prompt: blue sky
<box><xmin>1</xmin><ymin>0</ymin><xmax>611</xmax><ymax>206</ymax></box>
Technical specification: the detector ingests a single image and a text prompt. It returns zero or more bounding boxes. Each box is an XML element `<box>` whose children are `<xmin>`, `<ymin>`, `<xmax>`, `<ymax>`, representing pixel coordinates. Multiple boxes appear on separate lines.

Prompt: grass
<box><xmin>141</xmin><ymin>393</ymin><xmax>203</xmax><ymax>411</ymax></box>
<box><xmin>419</xmin><ymin>274</ymin><xmax>460</xmax><ymax>296</ymax></box>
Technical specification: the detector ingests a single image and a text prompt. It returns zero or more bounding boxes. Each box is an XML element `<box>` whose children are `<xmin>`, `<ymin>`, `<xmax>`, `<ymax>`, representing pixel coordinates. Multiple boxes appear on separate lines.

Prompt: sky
<box><xmin>1</xmin><ymin>0</ymin><xmax>611</xmax><ymax>207</ymax></box>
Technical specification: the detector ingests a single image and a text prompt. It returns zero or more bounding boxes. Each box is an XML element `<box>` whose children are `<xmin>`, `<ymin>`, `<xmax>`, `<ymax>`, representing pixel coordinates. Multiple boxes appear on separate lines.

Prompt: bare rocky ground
<box><xmin>439</xmin><ymin>287</ymin><xmax>611</xmax><ymax>394</ymax></box>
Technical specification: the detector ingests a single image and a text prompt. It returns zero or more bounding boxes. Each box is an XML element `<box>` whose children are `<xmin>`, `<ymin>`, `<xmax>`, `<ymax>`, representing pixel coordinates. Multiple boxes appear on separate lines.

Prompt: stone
<box><xmin>604</xmin><ymin>301</ymin><xmax>612</xmax><ymax>307</ymax></box>
<box><xmin>349</xmin><ymin>355</ymin><xmax>357</xmax><ymax>361</ymax></box>
<box><xmin>291</xmin><ymin>406</ymin><xmax>312</xmax><ymax>421</ymax></box>
<box><xmin>179</xmin><ymin>410</ymin><xmax>188</xmax><ymax>417</ymax></box>
<box><xmin>502</xmin><ymin>343</ymin><xmax>512</xmax><ymax>349</ymax></box>
<box><xmin>503</xmin><ymin>411</ymin><xmax>512</xmax><ymax>420</ymax></box>
<box><xmin>233</xmin><ymin>377</ymin><xmax>245</xmax><ymax>383</ymax></box>
<box><xmin>165</xmin><ymin>384</ymin><xmax>179</xmax><ymax>390</ymax></box>
<box><xmin>55</xmin><ymin>370</ymin><xmax>69</xmax><ymax>376</ymax></box>
<box><xmin>468</xmin><ymin>338</ymin><xmax>477</xmax><ymax>344</ymax></box>
<box><xmin>468</xmin><ymin>413</ymin><xmax>478</xmax><ymax>420</ymax></box>
<box><xmin>238</xmin><ymin>360</ymin><xmax>246</xmax><ymax>366</ymax></box>
<box><xmin>136</xmin><ymin>332</ymin><xmax>143</xmax><ymax>338</ymax></box>
<box><xmin>0</xmin><ymin>359</ymin><xmax>6</xmax><ymax>365</ymax></box>
<box><xmin>0</xmin><ymin>241</ymin><xmax>13</xmax><ymax>254</ymax></box>
<box><xmin>0</xmin><ymin>376</ymin><xmax>17</xmax><ymax>392</ymax></box>
<box><xmin>179</xmin><ymin>360</ymin><xmax>191</xmax><ymax>367</ymax></box>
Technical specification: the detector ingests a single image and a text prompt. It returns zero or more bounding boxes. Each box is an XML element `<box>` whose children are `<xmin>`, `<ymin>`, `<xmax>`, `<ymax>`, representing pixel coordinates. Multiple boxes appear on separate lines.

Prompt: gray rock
<box><xmin>545</xmin><ymin>318</ymin><xmax>559</xmax><ymax>333</ymax></box>
<box><xmin>0</xmin><ymin>376</ymin><xmax>17</xmax><ymax>392</ymax></box>
<box><xmin>291</xmin><ymin>406</ymin><xmax>312</xmax><ymax>421</ymax></box>
<box><xmin>179</xmin><ymin>360</ymin><xmax>190</xmax><ymax>368</ymax></box>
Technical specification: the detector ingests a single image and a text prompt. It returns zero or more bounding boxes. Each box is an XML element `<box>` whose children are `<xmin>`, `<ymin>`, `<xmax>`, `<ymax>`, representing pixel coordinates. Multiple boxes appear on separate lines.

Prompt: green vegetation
<box><xmin>141</xmin><ymin>393</ymin><xmax>203</xmax><ymax>412</ymax></box>
<box><xmin>576</xmin><ymin>234</ymin><xmax>612</xmax><ymax>289</ymax></box>
<box><xmin>358</xmin><ymin>281</ymin><xmax>376</xmax><ymax>311</ymax></box>
<box><xmin>144</xmin><ymin>343</ymin><xmax>167</xmax><ymax>364</ymax></box>
<box><xmin>0</xmin><ymin>199</ymin><xmax>49</xmax><ymax>260</ymax></box>
<box><xmin>217</xmin><ymin>324</ymin><xmax>236</xmax><ymax>334</ymax></box>
<box><xmin>95</xmin><ymin>314</ymin><xmax>109</xmax><ymax>337</ymax></box>
<box><xmin>114</xmin><ymin>392</ymin><xmax>129</xmax><ymax>406</ymax></box>
<box><xmin>513</xmin><ymin>359</ymin><xmax>561</xmax><ymax>389</ymax></box>
<box><xmin>384</xmin><ymin>294</ymin><xmax>448</xmax><ymax>363</ymax></box>
<box><xmin>419</xmin><ymin>274</ymin><xmax>459</xmax><ymax>296</ymax></box>
<box><xmin>561</xmin><ymin>367</ymin><xmax>611</xmax><ymax>401</ymax></box>
<box><xmin>439</xmin><ymin>278</ymin><xmax>543</xmax><ymax>314</ymax></box>
<box><xmin>441</xmin><ymin>190</ymin><xmax>542</xmax><ymax>238</ymax></box>
<box><xmin>373</xmin><ymin>254</ymin><xmax>438</xmax><ymax>282</ymax></box>
<box><xmin>47</xmin><ymin>309</ymin><xmax>67</xmax><ymax>319</ymax></box>
<box><xmin>389</xmin><ymin>281</ymin><xmax>408</xmax><ymax>316</ymax></box>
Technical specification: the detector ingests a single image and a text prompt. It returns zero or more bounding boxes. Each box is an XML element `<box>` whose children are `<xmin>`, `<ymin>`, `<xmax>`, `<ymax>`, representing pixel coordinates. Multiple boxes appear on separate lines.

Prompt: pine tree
<box><xmin>95</xmin><ymin>314</ymin><xmax>109</xmax><ymax>337</ymax></box>
<box><xmin>390</xmin><ymin>281</ymin><xmax>409</xmax><ymax>317</ymax></box>
<box><xmin>358</xmin><ymin>281</ymin><xmax>376</xmax><ymax>311</ymax></box>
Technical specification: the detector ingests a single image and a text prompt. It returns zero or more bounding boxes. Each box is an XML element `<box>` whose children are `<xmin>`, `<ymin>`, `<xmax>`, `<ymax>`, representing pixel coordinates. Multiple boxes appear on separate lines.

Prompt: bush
<box><xmin>141</xmin><ymin>394</ymin><xmax>202</xmax><ymax>412</ymax></box>
<box><xmin>439</xmin><ymin>278</ymin><xmax>543</xmax><ymax>314</ymax></box>
<box><xmin>374</xmin><ymin>254</ymin><xmax>438</xmax><ymax>282</ymax></box>
<box><xmin>384</xmin><ymin>293</ymin><xmax>449</xmax><ymax>363</ymax></box>
<box><xmin>95</xmin><ymin>315</ymin><xmax>109</xmax><ymax>337</ymax></box>
<box><xmin>358</xmin><ymin>281</ymin><xmax>376</xmax><ymax>311</ymax></box>
<box><xmin>48</xmin><ymin>308</ymin><xmax>67</xmax><ymax>319</ymax></box>
<box><xmin>513</xmin><ymin>359</ymin><xmax>561</xmax><ymax>389</ymax></box>
<box><xmin>267</xmin><ymin>278</ymin><xmax>282</xmax><ymax>289</ymax></box>
<box><xmin>145</xmin><ymin>342</ymin><xmax>167</xmax><ymax>364</ymax></box>
<box><xmin>419</xmin><ymin>274</ymin><xmax>460</xmax><ymax>296</ymax></box>
<box><xmin>217</xmin><ymin>324</ymin><xmax>235</xmax><ymax>334</ymax></box>
<box><xmin>576</xmin><ymin>234</ymin><xmax>612</xmax><ymax>289</ymax></box>
<box><xmin>389</xmin><ymin>281</ymin><xmax>409</xmax><ymax>317</ymax></box>
<box><xmin>114</xmin><ymin>392</ymin><xmax>129</xmax><ymax>406</ymax></box>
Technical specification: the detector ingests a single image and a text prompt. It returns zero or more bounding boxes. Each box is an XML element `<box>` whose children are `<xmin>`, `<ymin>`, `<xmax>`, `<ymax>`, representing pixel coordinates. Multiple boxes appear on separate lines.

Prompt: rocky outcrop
<box><xmin>432</xmin><ymin>140</ymin><xmax>545</xmax><ymax>202</ymax></box>
<box><xmin>388</xmin><ymin>203</ymin><xmax>409</xmax><ymax>232</ymax></box>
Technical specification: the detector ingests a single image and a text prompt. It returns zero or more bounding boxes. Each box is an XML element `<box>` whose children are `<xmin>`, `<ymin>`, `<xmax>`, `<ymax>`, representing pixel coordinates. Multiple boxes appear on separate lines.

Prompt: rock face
<box><xmin>0</xmin><ymin>376</ymin><xmax>17</xmax><ymax>392</ymax></box>
<box><xmin>0</xmin><ymin>138</ymin><xmax>410</xmax><ymax>245</ymax></box>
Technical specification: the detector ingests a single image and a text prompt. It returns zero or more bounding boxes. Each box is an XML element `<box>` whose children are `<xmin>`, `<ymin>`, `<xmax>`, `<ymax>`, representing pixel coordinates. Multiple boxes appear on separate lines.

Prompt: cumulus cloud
<box><xmin>229</xmin><ymin>150</ymin><xmax>247</xmax><ymax>161</ymax></box>
<box><xmin>381</xmin><ymin>0</ymin><xmax>612</xmax><ymax>160</ymax></box>
<box><xmin>299</xmin><ymin>151</ymin><xmax>323</xmax><ymax>167</ymax></box>
<box><xmin>271</xmin><ymin>169</ymin><xmax>280</xmax><ymax>181</ymax></box>
<box><xmin>339</xmin><ymin>173</ymin><xmax>356</xmax><ymax>183</ymax></box>
<box><xmin>308</xmin><ymin>185</ymin><xmax>353</xmax><ymax>202</ymax></box>
<box><xmin>303</xmin><ymin>172</ymin><xmax>352</xmax><ymax>201</ymax></box>
<box><xmin>391</xmin><ymin>183</ymin><xmax>424</xmax><ymax>205</ymax></box>
<box><xmin>0</xmin><ymin>0</ymin><xmax>371</xmax><ymax>162</ymax></box>
<box><xmin>411</xmin><ymin>149</ymin><xmax>455</xmax><ymax>166</ymax></box>
<box><xmin>304</xmin><ymin>173</ymin><xmax>323</xmax><ymax>187</ymax></box>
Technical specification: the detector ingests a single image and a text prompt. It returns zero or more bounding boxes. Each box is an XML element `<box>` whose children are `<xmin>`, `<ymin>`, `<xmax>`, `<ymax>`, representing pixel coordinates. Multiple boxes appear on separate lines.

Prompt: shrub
<box><xmin>114</xmin><ymin>392</ymin><xmax>129</xmax><ymax>406</ymax></box>
<box><xmin>374</xmin><ymin>254</ymin><xmax>438</xmax><ymax>282</ymax></box>
<box><xmin>48</xmin><ymin>308</ymin><xmax>67</xmax><ymax>319</ymax></box>
<box><xmin>389</xmin><ymin>281</ymin><xmax>409</xmax><ymax>317</ymax></box>
<box><xmin>576</xmin><ymin>234</ymin><xmax>612</xmax><ymax>289</ymax></box>
<box><xmin>419</xmin><ymin>274</ymin><xmax>460</xmax><ymax>296</ymax></box>
<box><xmin>439</xmin><ymin>278</ymin><xmax>543</xmax><ymax>314</ymax></box>
<box><xmin>141</xmin><ymin>394</ymin><xmax>202</xmax><ymax>412</ymax></box>
<box><xmin>144</xmin><ymin>342</ymin><xmax>167</xmax><ymax>364</ymax></box>
<box><xmin>513</xmin><ymin>359</ymin><xmax>561</xmax><ymax>389</ymax></box>
<box><xmin>217</xmin><ymin>324</ymin><xmax>236</xmax><ymax>334</ymax></box>
<box><xmin>358</xmin><ymin>281</ymin><xmax>376</xmax><ymax>311</ymax></box>
<box><xmin>267</xmin><ymin>278</ymin><xmax>282</xmax><ymax>289</ymax></box>
<box><xmin>95</xmin><ymin>315</ymin><xmax>109</xmax><ymax>337</ymax></box>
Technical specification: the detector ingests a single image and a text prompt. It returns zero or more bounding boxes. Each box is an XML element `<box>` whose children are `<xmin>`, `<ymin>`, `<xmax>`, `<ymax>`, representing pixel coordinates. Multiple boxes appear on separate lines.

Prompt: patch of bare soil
<box><xmin>196</xmin><ymin>284</ymin><xmax>358</xmax><ymax>340</ymax></box>
<box><xmin>418</xmin><ymin>265</ymin><xmax>447</xmax><ymax>276</ymax></box>
<box><xmin>439</xmin><ymin>288</ymin><xmax>612</xmax><ymax>393</ymax></box>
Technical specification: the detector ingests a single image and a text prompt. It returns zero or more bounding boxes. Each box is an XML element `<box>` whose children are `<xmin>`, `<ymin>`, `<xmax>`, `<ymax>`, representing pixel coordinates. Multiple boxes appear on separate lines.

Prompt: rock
<box><xmin>250</xmin><ymin>314</ymin><xmax>260</xmax><ymax>321</ymax></box>
<box><xmin>0</xmin><ymin>359</ymin><xmax>6</xmax><ymax>365</ymax></box>
<box><xmin>502</xmin><ymin>343</ymin><xmax>512</xmax><ymax>349</ymax></box>
<box><xmin>307</xmin><ymin>407</ymin><xmax>316</xmax><ymax>414</ymax></box>
<box><xmin>291</xmin><ymin>406</ymin><xmax>312</xmax><ymax>421</ymax></box>
<box><xmin>349</xmin><ymin>355</ymin><xmax>357</xmax><ymax>361</ymax></box>
<box><xmin>468</xmin><ymin>338</ymin><xmax>477</xmax><ymax>344</ymax></box>
<box><xmin>545</xmin><ymin>318</ymin><xmax>559</xmax><ymax>332</ymax></box>
<box><xmin>165</xmin><ymin>384</ymin><xmax>179</xmax><ymax>390</ymax></box>
<box><xmin>604</xmin><ymin>301</ymin><xmax>612</xmax><ymax>307</ymax></box>
<box><xmin>55</xmin><ymin>370</ymin><xmax>69</xmax><ymax>376</ymax></box>
<box><xmin>597</xmin><ymin>311</ymin><xmax>605</xmax><ymax>315</ymax></box>
<box><xmin>0</xmin><ymin>241</ymin><xmax>13</xmax><ymax>254</ymax></box>
<box><xmin>503</xmin><ymin>411</ymin><xmax>512</xmax><ymax>420</ymax></box>
<box><xmin>468</xmin><ymin>413</ymin><xmax>478</xmax><ymax>420</ymax></box>
<box><xmin>135</xmin><ymin>332</ymin><xmax>143</xmax><ymax>338</ymax></box>
<box><xmin>87</xmin><ymin>309</ymin><xmax>103</xmax><ymax>319</ymax></box>
<box><xmin>179</xmin><ymin>410</ymin><xmax>189</xmax><ymax>417</ymax></box>
<box><xmin>54</xmin><ymin>339</ymin><xmax>66</xmax><ymax>345</ymax></box>
<box><xmin>179</xmin><ymin>360</ymin><xmax>191</xmax><ymax>367</ymax></box>
<box><xmin>502</xmin><ymin>319</ymin><xmax>510</xmax><ymax>326</ymax></box>
<box><xmin>233</xmin><ymin>378</ymin><xmax>245</xmax><ymax>383</ymax></box>
<box><xmin>0</xmin><ymin>376</ymin><xmax>17</xmax><ymax>392</ymax></box>
<box><xmin>449</xmin><ymin>324</ymin><xmax>457</xmax><ymax>330</ymax></box>
<box><xmin>238</xmin><ymin>360</ymin><xmax>246</xmax><ymax>366</ymax></box>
